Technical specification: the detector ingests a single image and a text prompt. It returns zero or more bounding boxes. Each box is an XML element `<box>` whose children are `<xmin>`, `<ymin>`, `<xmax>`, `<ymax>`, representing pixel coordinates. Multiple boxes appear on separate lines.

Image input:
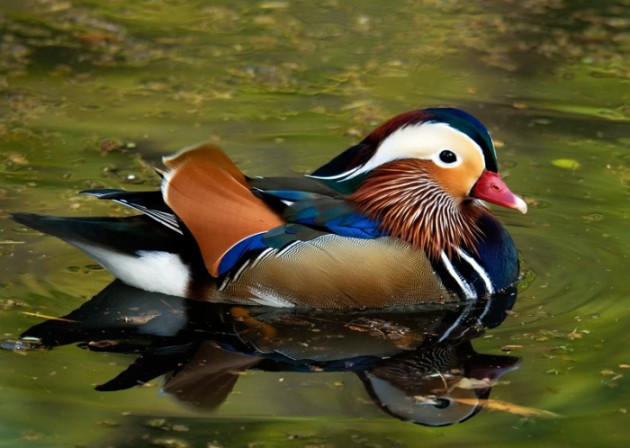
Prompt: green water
<box><xmin>1</xmin><ymin>0</ymin><xmax>629</xmax><ymax>446</ymax></box>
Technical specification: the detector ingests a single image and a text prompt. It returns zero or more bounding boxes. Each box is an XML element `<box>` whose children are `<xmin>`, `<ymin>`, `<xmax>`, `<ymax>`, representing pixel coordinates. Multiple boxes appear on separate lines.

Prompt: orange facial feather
<box><xmin>349</xmin><ymin>159</ymin><xmax>483</xmax><ymax>259</ymax></box>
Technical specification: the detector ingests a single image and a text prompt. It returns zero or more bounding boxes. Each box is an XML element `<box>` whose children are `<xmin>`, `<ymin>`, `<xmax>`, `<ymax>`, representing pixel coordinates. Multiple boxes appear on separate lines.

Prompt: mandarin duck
<box><xmin>12</xmin><ymin>108</ymin><xmax>527</xmax><ymax>308</ymax></box>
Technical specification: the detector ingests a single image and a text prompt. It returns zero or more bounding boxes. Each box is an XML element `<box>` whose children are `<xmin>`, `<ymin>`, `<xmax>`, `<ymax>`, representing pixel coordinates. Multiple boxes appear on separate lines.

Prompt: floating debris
<box><xmin>453</xmin><ymin>377</ymin><xmax>499</xmax><ymax>389</ymax></box>
<box><xmin>551</xmin><ymin>158</ymin><xmax>581</xmax><ymax>170</ymax></box>
<box><xmin>21</xmin><ymin>311</ymin><xmax>76</xmax><ymax>323</ymax></box>
<box><xmin>454</xmin><ymin>398</ymin><xmax>561</xmax><ymax>418</ymax></box>
<box><xmin>150</xmin><ymin>438</ymin><xmax>189</xmax><ymax>448</ymax></box>
<box><xmin>501</xmin><ymin>344</ymin><xmax>524</xmax><ymax>352</ymax></box>
<box><xmin>1</xmin><ymin>337</ymin><xmax>43</xmax><ymax>351</ymax></box>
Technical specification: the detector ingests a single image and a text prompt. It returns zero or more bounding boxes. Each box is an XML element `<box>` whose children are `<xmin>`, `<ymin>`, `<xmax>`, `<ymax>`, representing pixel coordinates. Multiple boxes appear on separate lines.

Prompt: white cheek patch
<box><xmin>313</xmin><ymin>122</ymin><xmax>486</xmax><ymax>181</ymax></box>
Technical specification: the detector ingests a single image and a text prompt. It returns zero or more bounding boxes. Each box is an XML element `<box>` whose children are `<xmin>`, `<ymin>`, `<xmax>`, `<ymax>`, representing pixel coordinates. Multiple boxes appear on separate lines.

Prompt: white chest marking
<box><xmin>440</xmin><ymin>250</ymin><xmax>476</xmax><ymax>300</ymax></box>
<box><xmin>310</xmin><ymin>122</ymin><xmax>485</xmax><ymax>181</ymax></box>
<box><xmin>455</xmin><ymin>247</ymin><xmax>494</xmax><ymax>294</ymax></box>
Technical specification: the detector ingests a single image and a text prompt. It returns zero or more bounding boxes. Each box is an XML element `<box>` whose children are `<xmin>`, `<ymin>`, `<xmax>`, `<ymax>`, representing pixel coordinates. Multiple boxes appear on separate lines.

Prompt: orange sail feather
<box><xmin>162</xmin><ymin>144</ymin><xmax>284</xmax><ymax>276</ymax></box>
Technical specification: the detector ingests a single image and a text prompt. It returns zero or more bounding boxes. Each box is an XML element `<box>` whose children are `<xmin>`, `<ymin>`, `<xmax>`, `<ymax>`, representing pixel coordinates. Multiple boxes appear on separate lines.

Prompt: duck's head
<box><xmin>310</xmin><ymin>108</ymin><xmax>527</xmax><ymax>257</ymax></box>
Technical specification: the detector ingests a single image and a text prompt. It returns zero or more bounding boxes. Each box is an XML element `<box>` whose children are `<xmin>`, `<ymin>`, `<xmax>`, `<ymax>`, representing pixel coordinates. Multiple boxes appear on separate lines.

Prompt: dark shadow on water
<box><xmin>8</xmin><ymin>281</ymin><xmax>520</xmax><ymax>427</ymax></box>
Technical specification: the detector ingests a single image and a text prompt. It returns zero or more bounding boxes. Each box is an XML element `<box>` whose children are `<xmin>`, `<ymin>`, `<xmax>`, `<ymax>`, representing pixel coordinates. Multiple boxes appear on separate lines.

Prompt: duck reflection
<box><xmin>19</xmin><ymin>281</ymin><xmax>520</xmax><ymax>426</ymax></box>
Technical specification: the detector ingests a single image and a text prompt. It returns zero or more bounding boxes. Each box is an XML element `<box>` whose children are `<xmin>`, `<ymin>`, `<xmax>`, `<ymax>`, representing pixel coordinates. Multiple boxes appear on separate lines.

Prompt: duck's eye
<box><xmin>433</xmin><ymin>398</ymin><xmax>452</xmax><ymax>409</ymax></box>
<box><xmin>439</xmin><ymin>150</ymin><xmax>457</xmax><ymax>164</ymax></box>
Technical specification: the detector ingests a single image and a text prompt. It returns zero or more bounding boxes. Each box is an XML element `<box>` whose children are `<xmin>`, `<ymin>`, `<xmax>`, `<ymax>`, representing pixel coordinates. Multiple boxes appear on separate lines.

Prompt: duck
<box><xmin>12</xmin><ymin>107</ymin><xmax>527</xmax><ymax>309</ymax></box>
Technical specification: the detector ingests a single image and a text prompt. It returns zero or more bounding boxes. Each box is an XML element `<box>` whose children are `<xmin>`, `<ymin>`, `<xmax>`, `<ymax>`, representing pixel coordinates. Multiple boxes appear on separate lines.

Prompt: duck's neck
<box><xmin>348</xmin><ymin>159</ymin><xmax>483</xmax><ymax>260</ymax></box>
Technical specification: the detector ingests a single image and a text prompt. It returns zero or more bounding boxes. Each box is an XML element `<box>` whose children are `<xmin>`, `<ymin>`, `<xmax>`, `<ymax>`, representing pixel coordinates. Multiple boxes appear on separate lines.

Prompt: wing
<box><xmin>251</xmin><ymin>176</ymin><xmax>384</xmax><ymax>239</ymax></box>
<box><xmin>161</xmin><ymin>144</ymin><xmax>285</xmax><ymax>277</ymax></box>
<box><xmin>81</xmin><ymin>189</ymin><xmax>182</xmax><ymax>234</ymax></box>
<box><xmin>214</xmin><ymin>178</ymin><xmax>455</xmax><ymax>307</ymax></box>
<box><xmin>249</xmin><ymin>175</ymin><xmax>342</xmax><ymax>195</ymax></box>
<box><xmin>216</xmin><ymin>175</ymin><xmax>387</xmax><ymax>276</ymax></box>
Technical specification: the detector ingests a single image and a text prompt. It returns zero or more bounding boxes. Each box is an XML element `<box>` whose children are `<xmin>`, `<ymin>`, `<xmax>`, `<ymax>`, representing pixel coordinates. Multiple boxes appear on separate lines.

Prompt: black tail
<box><xmin>11</xmin><ymin>213</ymin><xmax>186</xmax><ymax>255</ymax></box>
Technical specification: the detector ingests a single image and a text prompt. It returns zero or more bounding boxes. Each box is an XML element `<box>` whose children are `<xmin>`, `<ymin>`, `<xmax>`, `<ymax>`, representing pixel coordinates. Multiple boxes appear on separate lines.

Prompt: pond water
<box><xmin>1</xmin><ymin>0</ymin><xmax>629</xmax><ymax>447</ymax></box>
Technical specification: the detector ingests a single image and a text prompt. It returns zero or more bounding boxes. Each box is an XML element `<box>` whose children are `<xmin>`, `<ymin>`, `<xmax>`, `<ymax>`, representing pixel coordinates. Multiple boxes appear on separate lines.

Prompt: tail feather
<box><xmin>80</xmin><ymin>190</ymin><xmax>182</xmax><ymax>234</ymax></box>
<box><xmin>11</xmin><ymin>213</ymin><xmax>183</xmax><ymax>254</ymax></box>
<box><xmin>11</xmin><ymin>213</ymin><xmax>196</xmax><ymax>297</ymax></box>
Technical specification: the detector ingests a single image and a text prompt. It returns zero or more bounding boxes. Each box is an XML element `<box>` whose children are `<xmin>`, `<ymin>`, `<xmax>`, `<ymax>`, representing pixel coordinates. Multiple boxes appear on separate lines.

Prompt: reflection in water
<box><xmin>10</xmin><ymin>281</ymin><xmax>519</xmax><ymax>427</ymax></box>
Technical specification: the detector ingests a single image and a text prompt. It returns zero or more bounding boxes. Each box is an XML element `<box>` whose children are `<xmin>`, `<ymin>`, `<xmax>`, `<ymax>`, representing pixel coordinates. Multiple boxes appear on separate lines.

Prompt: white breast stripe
<box><xmin>455</xmin><ymin>247</ymin><xmax>494</xmax><ymax>295</ymax></box>
<box><xmin>440</xmin><ymin>251</ymin><xmax>476</xmax><ymax>300</ymax></box>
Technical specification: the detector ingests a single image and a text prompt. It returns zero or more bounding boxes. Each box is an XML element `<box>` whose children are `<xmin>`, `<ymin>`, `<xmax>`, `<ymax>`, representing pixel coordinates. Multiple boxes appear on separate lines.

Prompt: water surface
<box><xmin>1</xmin><ymin>1</ymin><xmax>629</xmax><ymax>447</ymax></box>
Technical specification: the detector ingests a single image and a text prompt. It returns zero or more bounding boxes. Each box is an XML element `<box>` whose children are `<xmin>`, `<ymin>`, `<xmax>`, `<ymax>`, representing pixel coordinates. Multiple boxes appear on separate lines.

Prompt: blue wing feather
<box><xmin>255</xmin><ymin>189</ymin><xmax>323</xmax><ymax>202</ymax></box>
<box><xmin>283</xmin><ymin>196</ymin><xmax>384</xmax><ymax>238</ymax></box>
<box><xmin>219</xmin><ymin>177</ymin><xmax>385</xmax><ymax>274</ymax></box>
